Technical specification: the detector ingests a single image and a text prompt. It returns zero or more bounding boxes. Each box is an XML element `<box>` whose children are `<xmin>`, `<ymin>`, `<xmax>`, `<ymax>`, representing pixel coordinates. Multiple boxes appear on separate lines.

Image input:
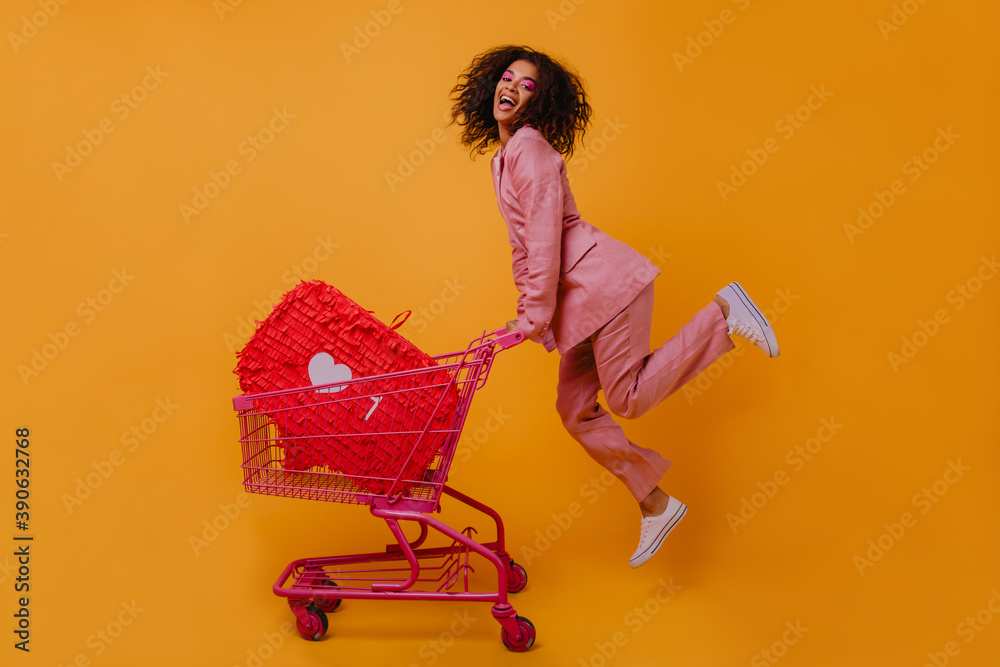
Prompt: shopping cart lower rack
<box><xmin>232</xmin><ymin>328</ymin><xmax>536</xmax><ymax>651</ymax></box>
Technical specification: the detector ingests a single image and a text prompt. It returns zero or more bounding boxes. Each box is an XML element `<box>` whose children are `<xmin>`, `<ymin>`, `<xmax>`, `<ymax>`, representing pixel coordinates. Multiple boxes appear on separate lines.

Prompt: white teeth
<box><xmin>500</xmin><ymin>95</ymin><xmax>514</xmax><ymax>106</ymax></box>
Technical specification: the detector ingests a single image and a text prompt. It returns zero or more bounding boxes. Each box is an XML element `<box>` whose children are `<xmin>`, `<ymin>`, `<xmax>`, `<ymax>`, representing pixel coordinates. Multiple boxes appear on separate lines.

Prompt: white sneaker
<box><xmin>629</xmin><ymin>496</ymin><xmax>687</xmax><ymax>568</ymax></box>
<box><xmin>717</xmin><ymin>282</ymin><xmax>780</xmax><ymax>358</ymax></box>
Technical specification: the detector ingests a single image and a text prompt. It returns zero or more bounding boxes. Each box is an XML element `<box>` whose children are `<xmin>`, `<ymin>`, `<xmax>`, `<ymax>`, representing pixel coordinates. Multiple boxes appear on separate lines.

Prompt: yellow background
<box><xmin>3</xmin><ymin>0</ymin><xmax>999</xmax><ymax>665</ymax></box>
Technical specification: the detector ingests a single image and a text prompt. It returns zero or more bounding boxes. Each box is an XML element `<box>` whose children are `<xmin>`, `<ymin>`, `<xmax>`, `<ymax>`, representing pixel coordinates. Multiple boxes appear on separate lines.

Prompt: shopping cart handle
<box><xmin>489</xmin><ymin>327</ymin><xmax>525</xmax><ymax>349</ymax></box>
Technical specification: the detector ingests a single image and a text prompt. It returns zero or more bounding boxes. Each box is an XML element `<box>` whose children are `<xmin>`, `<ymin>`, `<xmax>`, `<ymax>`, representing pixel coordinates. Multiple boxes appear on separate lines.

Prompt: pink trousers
<box><xmin>555</xmin><ymin>283</ymin><xmax>735</xmax><ymax>501</ymax></box>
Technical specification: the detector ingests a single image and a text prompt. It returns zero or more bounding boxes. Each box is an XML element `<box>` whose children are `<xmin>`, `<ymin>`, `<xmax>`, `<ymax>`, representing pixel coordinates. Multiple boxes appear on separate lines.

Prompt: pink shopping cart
<box><xmin>232</xmin><ymin>328</ymin><xmax>536</xmax><ymax>651</ymax></box>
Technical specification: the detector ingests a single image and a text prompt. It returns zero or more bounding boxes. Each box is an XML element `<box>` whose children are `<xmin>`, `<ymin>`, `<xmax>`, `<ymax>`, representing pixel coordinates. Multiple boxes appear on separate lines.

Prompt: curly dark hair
<box><xmin>449</xmin><ymin>45</ymin><xmax>592</xmax><ymax>158</ymax></box>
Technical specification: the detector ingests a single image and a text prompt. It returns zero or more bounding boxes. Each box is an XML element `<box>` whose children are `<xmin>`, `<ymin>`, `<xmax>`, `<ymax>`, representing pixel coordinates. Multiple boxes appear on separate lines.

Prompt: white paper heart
<box><xmin>308</xmin><ymin>352</ymin><xmax>352</xmax><ymax>393</ymax></box>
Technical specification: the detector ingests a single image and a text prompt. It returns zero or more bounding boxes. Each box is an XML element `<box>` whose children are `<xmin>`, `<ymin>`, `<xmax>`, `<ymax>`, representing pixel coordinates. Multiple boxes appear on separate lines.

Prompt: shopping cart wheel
<box><xmin>296</xmin><ymin>603</ymin><xmax>329</xmax><ymax>641</ymax></box>
<box><xmin>506</xmin><ymin>562</ymin><xmax>528</xmax><ymax>593</ymax></box>
<box><xmin>313</xmin><ymin>580</ymin><xmax>342</xmax><ymax>613</ymax></box>
<box><xmin>501</xmin><ymin>616</ymin><xmax>535</xmax><ymax>652</ymax></box>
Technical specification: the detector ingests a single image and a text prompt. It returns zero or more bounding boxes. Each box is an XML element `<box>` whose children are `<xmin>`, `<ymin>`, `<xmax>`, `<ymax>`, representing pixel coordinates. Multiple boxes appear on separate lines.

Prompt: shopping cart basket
<box><xmin>232</xmin><ymin>327</ymin><xmax>536</xmax><ymax>651</ymax></box>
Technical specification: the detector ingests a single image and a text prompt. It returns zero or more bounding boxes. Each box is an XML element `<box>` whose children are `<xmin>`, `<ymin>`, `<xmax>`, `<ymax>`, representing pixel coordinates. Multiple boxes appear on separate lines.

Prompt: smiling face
<box><xmin>493</xmin><ymin>59</ymin><xmax>538</xmax><ymax>130</ymax></box>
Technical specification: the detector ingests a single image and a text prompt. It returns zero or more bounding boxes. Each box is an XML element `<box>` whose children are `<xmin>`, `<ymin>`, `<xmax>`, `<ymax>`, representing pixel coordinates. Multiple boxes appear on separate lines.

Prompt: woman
<box><xmin>449</xmin><ymin>45</ymin><xmax>779</xmax><ymax>568</ymax></box>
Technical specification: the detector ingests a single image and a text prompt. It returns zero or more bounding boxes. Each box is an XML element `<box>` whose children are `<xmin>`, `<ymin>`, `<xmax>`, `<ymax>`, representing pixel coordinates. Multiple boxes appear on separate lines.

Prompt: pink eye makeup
<box><xmin>501</xmin><ymin>70</ymin><xmax>536</xmax><ymax>91</ymax></box>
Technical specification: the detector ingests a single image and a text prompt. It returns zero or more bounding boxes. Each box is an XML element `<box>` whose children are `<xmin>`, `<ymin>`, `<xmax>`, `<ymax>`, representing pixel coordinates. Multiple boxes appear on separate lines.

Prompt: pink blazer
<box><xmin>491</xmin><ymin>126</ymin><xmax>660</xmax><ymax>354</ymax></box>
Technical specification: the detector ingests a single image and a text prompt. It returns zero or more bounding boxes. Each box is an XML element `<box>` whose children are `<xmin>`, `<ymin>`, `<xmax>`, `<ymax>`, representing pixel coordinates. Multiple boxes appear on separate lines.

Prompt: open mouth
<box><xmin>498</xmin><ymin>94</ymin><xmax>516</xmax><ymax>111</ymax></box>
